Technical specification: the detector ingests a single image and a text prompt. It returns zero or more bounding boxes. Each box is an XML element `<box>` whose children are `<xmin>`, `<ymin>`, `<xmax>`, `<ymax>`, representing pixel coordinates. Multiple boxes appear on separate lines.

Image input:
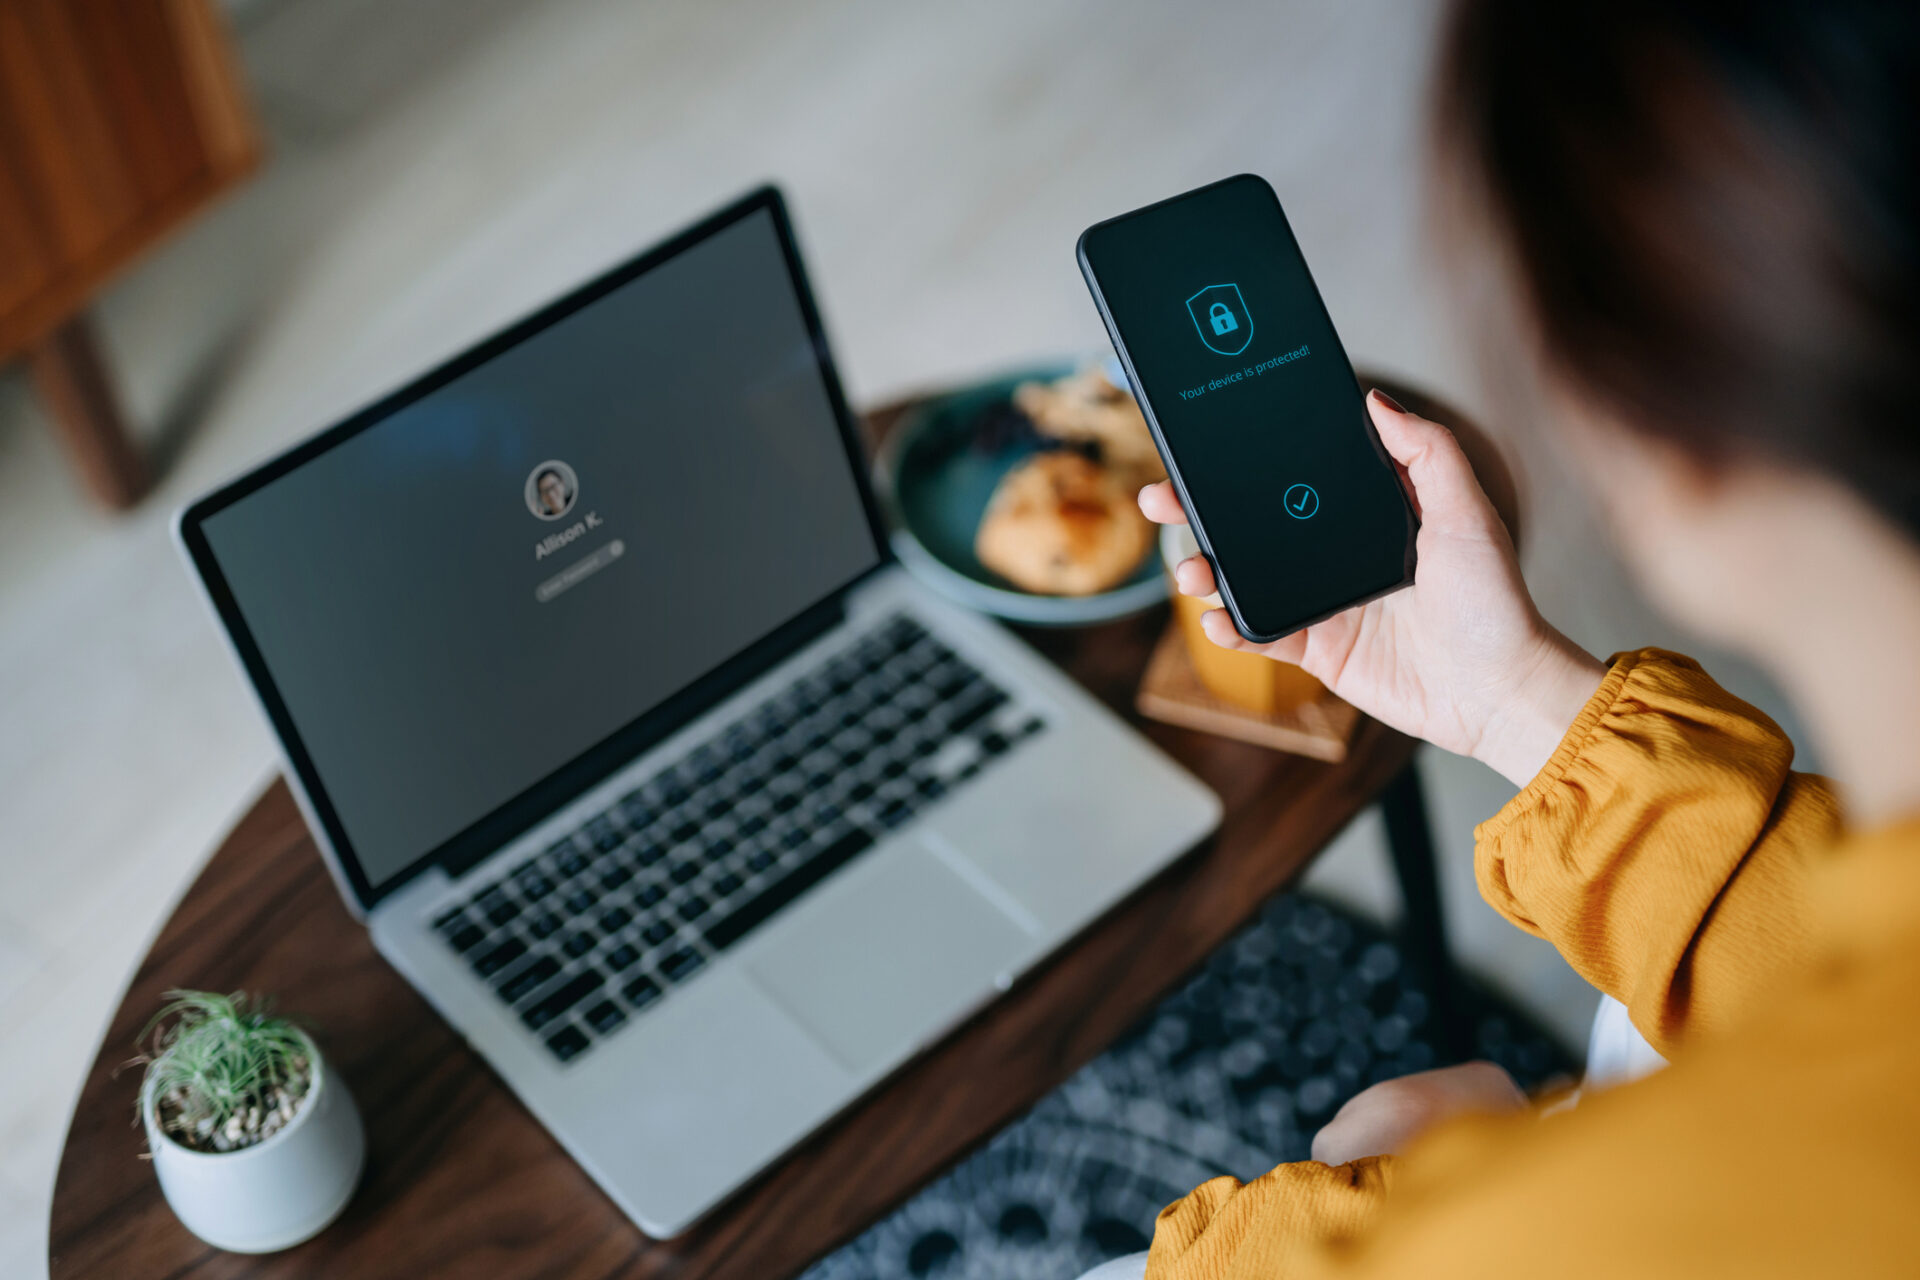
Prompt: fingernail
<box><xmin>1370</xmin><ymin>388</ymin><xmax>1406</xmax><ymax>414</ymax></box>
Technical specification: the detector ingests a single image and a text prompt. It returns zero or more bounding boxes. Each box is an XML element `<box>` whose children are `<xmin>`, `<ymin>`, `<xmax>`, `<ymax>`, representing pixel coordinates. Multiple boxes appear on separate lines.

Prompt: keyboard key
<box><xmin>522</xmin><ymin>970</ymin><xmax>605</xmax><ymax>1030</ymax></box>
<box><xmin>980</xmin><ymin>730</ymin><xmax>1011</xmax><ymax>756</ymax></box>
<box><xmin>618</xmin><ymin>791</ymin><xmax>653</xmax><ymax>825</ymax></box>
<box><xmin>485</xmin><ymin>898</ymin><xmax>521</xmax><ymax>927</ymax></box>
<box><xmin>526</xmin><ymin>912</ymin><xmax>561</xmax><ymax>940</ymax></box>
<box><xmin>706</xmin><ymin>828</ymin><xmax>875</xmax><ymax>951</ymax></box>
<box><xmin>605</xmin><ymin>943</ymin><xmax>640</xmax><ymax>972</ymax></box>
<box><xmin>878</xmin><ymin>799</ymin><xmax>914</xmax><ymax>828</ymax></box>
<box><xmin>557</xmin><ymin>849</ymin><xmax>590</xmax><ymax>877</ymax></box>
<box><xmin>563</xmin><ymin>888</ymin><xmax>596</xmax><ymax>914</ymax></box>
<box><xmin>599</xmin><ymin>864</ymin><xmax>633</xmax><ymax>890</ymax></box>
<box><xmin>518</xmin><ymin>874</ymin><xmax>555</xmax><ymax>901</ymax></box>
<box><xmin>433</xmin><ymin>905</ymin><xmax>467</xmax><ymax>932</ymax></box>
<box><xmin>545</xmin><ymin>1025</ymin><xmax>590</xmax><ymax>1063</ymax></box>
<box><xmin>660</xmin><ymin>947</ymin><xmax>706</xmax><ymax>983</ymax></box>
<box><xmin>668</xmin><ymin>860</ymin><xmax>701</xmax><ymax>885</ymax></box>
<box><xmin>447</xmin><ymin>923</ymin><xmax>486</xmax><ymax>954</ymax></box>
<box><xmin>711</xmin><ymin>871</ymin><xmax>743</xmax><ymax>898</ymax></box>
<box><xmin>634</xmin><ymin>881</ymin><xmax>666</xmax><ymax>909</ymax></box>
<box><xmin>584</xmin><ymin>999</ymin><xmax>627</xmax><ymax>1034</ymax></box>
<box><xmin>946</xmin><ymin>695</ymin><xmax>1002</xmax><ymax>735</ymax></box>
<box><xmin>498</xmin><ymin>954</ymin><xmax>561</xmax><ymax>1003</ymax></box>
<box><xmin>472</xmin><ymin>937</ymin><xmax>526</xmax><ymax>978</ymax></box>
<box><xmin>642</xmin><ymin>920</ymin><xmax>675</xmax><ymax>946</ymax></box>
<box><xmin>599</xmin><ymin>906</ymin><xmax>632</xmax><ymax>933</ymax></box>
<box><xmin>622</xmin><ymin>975</ymin><xmax>663</xmax><ymax>1009</ymax></box>
<box><xmin>678</xmin><ymin>895</ymin><xmax>710</xmax><ymax>923</ymax></box>
<box><xmin>561</xmin><ymin>932</ymin><xmax>595</xmax><ymax>959</ymax></box>
<box><xmin>746</xmin><ymin>848</ymin><xmax>776</xmax><ymax>873</ymax></box>
<box><xmin>632</xmin><ymin>841</ymin><xmax>666</xmax><ymax>867</ymax></box>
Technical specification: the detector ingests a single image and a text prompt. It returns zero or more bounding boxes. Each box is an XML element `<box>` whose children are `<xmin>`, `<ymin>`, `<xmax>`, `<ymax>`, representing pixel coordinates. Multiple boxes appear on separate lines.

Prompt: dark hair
<box><xmin>536</xmin><ymin>468</ymin><xmax>565</xmax><ymax>488</ymax></box>
<box><xmin>1436</xmin><ymin>1</ymin><xmax>1920</xmax><ymax>537</ymax></box>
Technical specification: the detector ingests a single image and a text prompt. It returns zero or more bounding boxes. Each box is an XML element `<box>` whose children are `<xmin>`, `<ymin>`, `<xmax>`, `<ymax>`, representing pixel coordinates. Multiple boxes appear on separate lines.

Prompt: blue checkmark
<box><xmin>1284</xmin><ymin>483</ymin><xmax>1319</xmax><ymax>519</ymax></box>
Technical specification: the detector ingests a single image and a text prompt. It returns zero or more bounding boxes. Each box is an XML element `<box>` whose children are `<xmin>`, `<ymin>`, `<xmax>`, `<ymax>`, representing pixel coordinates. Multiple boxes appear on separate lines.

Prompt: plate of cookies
<box><xmin>875</xmin><ymin>362</ymin><xmax>1169</xmax><ymax>626</ymax></box>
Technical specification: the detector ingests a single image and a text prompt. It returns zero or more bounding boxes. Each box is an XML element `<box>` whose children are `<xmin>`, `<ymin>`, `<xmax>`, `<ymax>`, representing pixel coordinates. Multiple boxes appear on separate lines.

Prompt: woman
<box><xmin>1097</xmin><ymin>1</ymin><xmax>1920</xmax><ymax>1276</ymax></box>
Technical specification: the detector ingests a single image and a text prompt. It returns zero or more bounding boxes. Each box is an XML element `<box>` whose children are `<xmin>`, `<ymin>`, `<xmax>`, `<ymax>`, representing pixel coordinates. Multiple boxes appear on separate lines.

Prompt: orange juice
<box><xmin>1161</xmin><ymin>525</ymin><xmax>1323</xmax><ymax>715</ymax></box>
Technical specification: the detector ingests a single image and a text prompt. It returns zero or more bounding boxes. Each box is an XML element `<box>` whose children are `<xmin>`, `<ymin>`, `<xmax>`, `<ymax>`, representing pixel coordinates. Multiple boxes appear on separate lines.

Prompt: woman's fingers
<box><xmin>1201</xmin><ymin>608</ymin><xmax>1309</xmax><ymax>665</ymax></box>
<box><xmin>1173</xmin><ymin>555</ymin><xmax>1215</xmax><ymax>598</ymax></box>
<box><xmin>1136</xmin><ymin>481</ymin><xmax>1187</xmax><ymax>525</ymax></box>
<box><xmin>1311</xmin><ymin>1061</ymin><xmax>1527</xmax><ymax>1165</ymax></box>
<box><xmin>1366</xmin><ymin>390</ymin><xmax>1495</xmax><ymax>534</ymax></box>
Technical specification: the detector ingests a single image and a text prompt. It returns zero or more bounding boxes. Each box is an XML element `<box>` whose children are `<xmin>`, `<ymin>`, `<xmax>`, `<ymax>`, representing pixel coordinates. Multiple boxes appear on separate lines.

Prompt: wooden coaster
<box><xmin>1136</xmin><ymin>624</ymin><xmax>1358</xmax><ymax>762</ymax></box>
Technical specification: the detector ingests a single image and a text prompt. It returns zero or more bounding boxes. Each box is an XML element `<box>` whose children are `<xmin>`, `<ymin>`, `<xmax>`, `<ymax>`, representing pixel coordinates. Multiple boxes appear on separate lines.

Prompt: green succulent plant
<box><xmin>136</xmin><ymin>990</ymin><xmax>313</xmax><ymax>1153</ymax></box>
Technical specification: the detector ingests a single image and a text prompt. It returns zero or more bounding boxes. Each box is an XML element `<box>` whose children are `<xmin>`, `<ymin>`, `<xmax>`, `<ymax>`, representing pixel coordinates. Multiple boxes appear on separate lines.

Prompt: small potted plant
<box><xmin>135</xmin><ymin>990</ymin><xmax>365</xmax><ymax>1253</ymax></box>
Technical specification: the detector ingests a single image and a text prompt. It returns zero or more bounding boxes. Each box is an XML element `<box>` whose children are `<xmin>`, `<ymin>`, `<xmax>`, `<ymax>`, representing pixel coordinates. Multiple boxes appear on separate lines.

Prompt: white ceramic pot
<box><xmin>142</xmin><ymin>1031</ymin><xmax>365</xmax><ymax>1253</ymax></box>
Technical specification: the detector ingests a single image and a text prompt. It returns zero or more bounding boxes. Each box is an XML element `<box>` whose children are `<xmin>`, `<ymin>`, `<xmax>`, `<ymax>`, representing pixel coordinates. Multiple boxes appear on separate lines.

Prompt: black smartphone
<box><xmin>1078</xmin><ymin>174</ymin><xmax>1417</xmax><ymax>642</ymax></box>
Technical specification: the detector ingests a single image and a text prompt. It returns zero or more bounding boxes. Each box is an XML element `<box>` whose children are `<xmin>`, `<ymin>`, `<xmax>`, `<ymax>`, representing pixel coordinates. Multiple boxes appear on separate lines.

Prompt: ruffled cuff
<box><xmin>1473</xmin><ymin>649</ymin><xmax>1652</xmax><ymax>845</ymax></box>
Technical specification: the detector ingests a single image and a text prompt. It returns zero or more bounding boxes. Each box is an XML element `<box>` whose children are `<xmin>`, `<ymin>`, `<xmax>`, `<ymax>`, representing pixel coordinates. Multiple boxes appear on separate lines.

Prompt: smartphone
<box><xmin>1078</xmin><ymin>174</ymin><xmax>1417</xmax><ymax>642</ymax></box>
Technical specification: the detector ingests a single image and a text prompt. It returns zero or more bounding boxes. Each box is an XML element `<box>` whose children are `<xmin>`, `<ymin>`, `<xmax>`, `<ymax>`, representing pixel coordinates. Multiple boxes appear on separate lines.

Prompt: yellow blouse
<box><xmin>1146</xmin><ymin>649</ymin><xmax>1920</xmax><ymax>1278</ymax></box>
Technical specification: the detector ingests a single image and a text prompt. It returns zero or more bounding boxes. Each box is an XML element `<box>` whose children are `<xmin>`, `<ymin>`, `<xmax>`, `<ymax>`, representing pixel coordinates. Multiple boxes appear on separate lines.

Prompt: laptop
<box><xmin>176</xmin><ymin>186</ymin><xmax>1220</xmax><ymax>1237</ymax></box>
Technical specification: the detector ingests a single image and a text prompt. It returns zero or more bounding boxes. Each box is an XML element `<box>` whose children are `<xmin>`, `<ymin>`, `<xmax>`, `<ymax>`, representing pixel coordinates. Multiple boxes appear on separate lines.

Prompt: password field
<box><xmin>535</xmin><ymin>539</ymin><xmax>625</xmax><ymax>603</ymax></box>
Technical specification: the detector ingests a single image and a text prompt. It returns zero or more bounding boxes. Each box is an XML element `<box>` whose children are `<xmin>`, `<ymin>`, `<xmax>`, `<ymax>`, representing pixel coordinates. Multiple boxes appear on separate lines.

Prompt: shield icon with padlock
<box><xmin>1186</xmin><ymin>283</ymin><xmax>1253</xmax><ymax>357</ymax></box>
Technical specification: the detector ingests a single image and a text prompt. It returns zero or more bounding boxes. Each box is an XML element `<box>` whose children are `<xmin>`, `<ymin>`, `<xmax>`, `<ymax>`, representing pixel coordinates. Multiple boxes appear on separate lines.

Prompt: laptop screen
<box><xmin>193</xmin><ymin>199</ymin><xmax>883</xmax><ymax>898</ymax></box>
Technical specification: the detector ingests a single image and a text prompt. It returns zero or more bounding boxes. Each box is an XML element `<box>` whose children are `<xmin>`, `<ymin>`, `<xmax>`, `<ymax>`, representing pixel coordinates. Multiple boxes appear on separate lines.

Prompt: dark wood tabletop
<box><xmin>47</xmin><ymin>391</ymin><xmax>1452</xmax><ymax>1280</ymax></box>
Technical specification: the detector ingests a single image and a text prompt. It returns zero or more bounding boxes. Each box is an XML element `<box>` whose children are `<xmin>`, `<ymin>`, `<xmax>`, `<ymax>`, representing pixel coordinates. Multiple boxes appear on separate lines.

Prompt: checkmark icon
<box><xmin>1284</xmin><ymin>483</ymin><xmax>1318</xmax><ymax>520</ymax></box>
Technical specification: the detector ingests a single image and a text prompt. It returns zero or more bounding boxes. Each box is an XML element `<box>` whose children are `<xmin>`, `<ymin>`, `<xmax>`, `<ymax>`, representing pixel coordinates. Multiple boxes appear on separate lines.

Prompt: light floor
<box><xmin>0</xmin><ymin>1</ymin><xmax>1810</xmax><ymax>1271</ymax></box>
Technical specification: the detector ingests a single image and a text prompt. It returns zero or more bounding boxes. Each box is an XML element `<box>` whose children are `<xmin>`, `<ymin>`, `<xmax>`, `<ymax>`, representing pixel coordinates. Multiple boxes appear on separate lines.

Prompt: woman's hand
<box><xmin>1310</xmin><ymin>1061</ymin><xmax>1528</xmax><ymax>1165</ymax></box>
<box><xmin>1141</xmin><ymin>390</ymin><xmax>1605</xmax><ymax>786</ymax></box>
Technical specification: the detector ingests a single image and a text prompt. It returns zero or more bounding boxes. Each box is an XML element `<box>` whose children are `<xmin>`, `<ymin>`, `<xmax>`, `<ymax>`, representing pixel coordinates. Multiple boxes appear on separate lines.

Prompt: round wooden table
<box><xmin>49</xmin><ymin>383</ymin><xmax>1502</xmax><ymax>1279</ymax></box>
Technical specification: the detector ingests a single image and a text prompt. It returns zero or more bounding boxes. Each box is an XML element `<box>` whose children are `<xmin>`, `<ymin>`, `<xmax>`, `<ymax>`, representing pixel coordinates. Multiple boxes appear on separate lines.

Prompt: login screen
<box><xmin>1079</xmin><ymin>175</ymin><xmax>1415</xmax><ymax>637</ymax></box>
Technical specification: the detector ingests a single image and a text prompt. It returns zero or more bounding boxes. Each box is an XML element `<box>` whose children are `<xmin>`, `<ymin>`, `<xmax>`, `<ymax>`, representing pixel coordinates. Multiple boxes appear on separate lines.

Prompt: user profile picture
<box><xmin>525</xmin><ymin>460</ymin><xmax>578</xmax><ymax>520</ymax></box>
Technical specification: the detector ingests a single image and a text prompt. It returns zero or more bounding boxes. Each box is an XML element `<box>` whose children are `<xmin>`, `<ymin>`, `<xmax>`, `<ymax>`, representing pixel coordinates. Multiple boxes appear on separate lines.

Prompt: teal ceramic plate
<box><xmin>874</xmin><ymin>364</ymin><xmax>1167</xmax><ymax>626</ymax></box>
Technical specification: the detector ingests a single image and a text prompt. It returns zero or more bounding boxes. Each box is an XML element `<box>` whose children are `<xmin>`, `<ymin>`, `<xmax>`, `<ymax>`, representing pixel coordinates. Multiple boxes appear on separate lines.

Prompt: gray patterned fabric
<box><xmin>805</xmin><ymin>893</ymin><xmax>1575</xmax><ymax>1280</ymax></box>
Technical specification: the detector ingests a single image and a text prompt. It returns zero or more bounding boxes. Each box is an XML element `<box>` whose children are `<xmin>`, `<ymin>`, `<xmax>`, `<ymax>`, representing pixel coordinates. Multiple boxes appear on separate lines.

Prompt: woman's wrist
<box><xmin>1473</xmin><ymin>629</ymin><xmax>1608</xmax><ymax>787</ymax></box>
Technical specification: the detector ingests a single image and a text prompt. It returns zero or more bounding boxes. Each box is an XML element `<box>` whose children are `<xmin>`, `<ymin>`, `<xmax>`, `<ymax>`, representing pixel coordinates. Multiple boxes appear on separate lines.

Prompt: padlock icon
<box><xmin>1189</xmin><ymin>283</ymin><xmax>1252</xmax><ymax>354</ymax></box>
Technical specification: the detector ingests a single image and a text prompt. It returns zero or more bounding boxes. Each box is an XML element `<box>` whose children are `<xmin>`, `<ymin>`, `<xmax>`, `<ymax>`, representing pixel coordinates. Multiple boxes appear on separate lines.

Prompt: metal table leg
<box><xmin>1377</xmin><ymin>759</ymin><xmax>1471</xmax><ymax>1062</ymax></box>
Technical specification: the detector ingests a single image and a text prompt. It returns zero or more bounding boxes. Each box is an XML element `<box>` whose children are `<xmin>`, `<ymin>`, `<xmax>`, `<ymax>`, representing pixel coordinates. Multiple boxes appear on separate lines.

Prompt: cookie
<box><xmin>975</xmin><ymin>451</ymin><xmax>1155</xmax><ymax>596</ymax></box>
<box><xmin>1012</xmin><ymin>367</ymin><xmax>1165</xmax><ymax>487</ymax></box>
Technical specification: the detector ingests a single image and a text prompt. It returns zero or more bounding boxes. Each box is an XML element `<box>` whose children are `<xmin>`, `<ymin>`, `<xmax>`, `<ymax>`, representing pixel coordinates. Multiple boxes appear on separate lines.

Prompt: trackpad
<box><xmin>746</xmin><ymin>843</ymin><xmax>1030</xmax><ymax>1073</ymax></box>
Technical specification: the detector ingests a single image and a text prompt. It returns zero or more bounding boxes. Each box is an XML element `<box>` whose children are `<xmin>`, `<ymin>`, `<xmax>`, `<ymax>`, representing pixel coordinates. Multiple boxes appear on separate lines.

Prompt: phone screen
<box><xmin>1079</xmin><ymin>175</ymin><xmax>1415</xmax><ymax>640</ymax></box>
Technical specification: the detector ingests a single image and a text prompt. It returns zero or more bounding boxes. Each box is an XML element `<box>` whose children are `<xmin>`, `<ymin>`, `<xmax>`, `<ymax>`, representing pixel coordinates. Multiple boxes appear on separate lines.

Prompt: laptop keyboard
<box><xmin>430</xmin><ymin>613</ymin><xmax>1046</xmax><ymax>1065</ymax></box>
